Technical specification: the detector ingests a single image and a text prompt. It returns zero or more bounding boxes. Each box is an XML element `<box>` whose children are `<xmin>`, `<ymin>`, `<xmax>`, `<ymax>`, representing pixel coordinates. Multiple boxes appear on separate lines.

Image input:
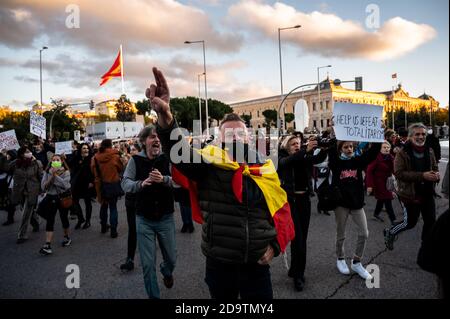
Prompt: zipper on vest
<box><xmin>244</xmin><ymin>176</ymin><xmax>249</xmax><ymax>263</ymax></box>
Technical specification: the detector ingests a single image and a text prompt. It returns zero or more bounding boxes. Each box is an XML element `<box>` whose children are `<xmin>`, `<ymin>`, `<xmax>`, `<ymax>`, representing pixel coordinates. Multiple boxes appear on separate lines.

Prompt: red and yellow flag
<box><xmin>100</xmin><ymin>48</ymin><xmax>122</xmax><ymax>86</ymax></box>
<box><xmin>171</xmin><ymin>145</ymin><xmax>295</xmax><ymax>253</ymax></box>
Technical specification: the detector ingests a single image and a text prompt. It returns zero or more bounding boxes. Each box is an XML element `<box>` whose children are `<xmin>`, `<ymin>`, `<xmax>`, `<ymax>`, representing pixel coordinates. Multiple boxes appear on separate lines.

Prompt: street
<box><xmin>0</xmin><ymin>160</ymin><xmax>448</xmax><ymax>299</ymax></box>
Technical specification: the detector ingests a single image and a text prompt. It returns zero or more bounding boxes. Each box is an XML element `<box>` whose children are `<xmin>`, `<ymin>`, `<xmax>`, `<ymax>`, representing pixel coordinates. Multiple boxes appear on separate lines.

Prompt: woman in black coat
<box><xmin>71</xmin><ymin>143</ymin><xmax>95</xmax><ymax>229</ymax></box>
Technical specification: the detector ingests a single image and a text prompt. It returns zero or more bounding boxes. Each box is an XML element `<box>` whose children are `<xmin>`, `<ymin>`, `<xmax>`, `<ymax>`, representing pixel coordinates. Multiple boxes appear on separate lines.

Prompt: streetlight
<box><xmin>317</xmin><ymin>65</ymin><xmax>332</xmax><ymax>131</ymax></box>
<box><xmin>278</xmin><ymin>24</ymin><xmax>301</xmax><ymax>133</ymax></box>
<box><xmin>185</xmin><ymin>40</ymin><xmax>209</xmax><ymax>137</ymax></box>
<box><xmin>197</xmin><ymin>73</ymin><xmax>205</xmax><ymax>136</ymax></box>
<box><xmin>39</xmin><ymin>46</ymin><xmax>48</xmax><ymax>106</ymax></box>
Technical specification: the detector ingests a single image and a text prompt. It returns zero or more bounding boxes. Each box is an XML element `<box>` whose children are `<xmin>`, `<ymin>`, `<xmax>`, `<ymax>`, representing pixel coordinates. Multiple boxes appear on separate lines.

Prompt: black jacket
<box><xmin>157</xmin><ymin>121</ymin><xmax>280</xmax><ymax>265</ymax></box>
<box><xmin>71</xmin><ymin>155</ymin><xmax>95</xmax><ymax>199</ymax></box>
<box><xmin>277</xmin><ymin>147</ymin><xmax>327</xmax><ymax>197</ymax></box>
<box><xmin>328</xmin><ymin>140</ymin><xmax>380</xmax><ymax>210</ymax></box>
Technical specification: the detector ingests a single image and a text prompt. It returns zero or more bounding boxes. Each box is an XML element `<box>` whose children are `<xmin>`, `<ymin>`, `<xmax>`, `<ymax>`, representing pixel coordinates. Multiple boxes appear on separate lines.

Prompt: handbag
<box><xmin>94</xmin><ymin>158</ymin><xmax>124</xmax><ymax>200</ymax></box>
<box><xmin>36</xmin><ymin>193</ymin><xmax>50</xmax><ymax>220</ymax></box>
<box><xmin>386</xmin><ymin>175</ymin><xmax>398</xmax><ymax>192</ymax></box>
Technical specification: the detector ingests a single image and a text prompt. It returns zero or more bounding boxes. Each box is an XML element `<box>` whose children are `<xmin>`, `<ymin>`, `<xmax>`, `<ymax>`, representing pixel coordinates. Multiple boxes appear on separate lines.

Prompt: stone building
<box><xmin>230</xmin><ymin>78</ymin><xmax>440</xmax><ymax>131</ymax></box>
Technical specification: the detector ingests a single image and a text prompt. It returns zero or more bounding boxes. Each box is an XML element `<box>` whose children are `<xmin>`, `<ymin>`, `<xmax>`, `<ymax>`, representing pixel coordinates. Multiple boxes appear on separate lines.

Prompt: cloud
<box><xmin>14</xmin><ymin>75</ymin><xmax>38</xmax><ymax>83</ymax></box>
<box><xmin>228</xmin><ymin>0</ymin><xmax>437</xmax><ymax>61</ymax></box>
<box><xmin>0</xmin><ymin>0</ymin><xmax>242</xmax><ymax>54</ymax></box>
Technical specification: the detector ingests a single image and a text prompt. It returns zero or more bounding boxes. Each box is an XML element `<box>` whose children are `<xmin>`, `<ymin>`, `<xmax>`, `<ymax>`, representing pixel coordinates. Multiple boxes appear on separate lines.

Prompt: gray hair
<box><xmin>138</xmin><ymin>124</ymin><xmax>157</xmax><ymax>149</ymax></box>
<box><xmin>408</xmin><ymin>123</ymin><xmax>427</xmax><ymax>137</ymax></box>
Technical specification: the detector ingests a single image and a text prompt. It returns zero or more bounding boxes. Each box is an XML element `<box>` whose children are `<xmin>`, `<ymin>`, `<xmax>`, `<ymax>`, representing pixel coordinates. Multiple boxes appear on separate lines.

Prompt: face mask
<box><xmin>427</xmin><ymin>129</ymin><xmax>433</xmax><ymax>135</ymax></box>
<box><xmin>24</xmin><ymin>152</ymin><xmax>32</xmax><ymax>159</ymax></box>
<box><xmin>51</xmin><ymin>161</ymin><xmax>62</xmax><ymax>168</ymax></box>
<box><xmin>340</xmin><ymin>152</ymin><xmax>355</xmax><ymax>160</ymax></box>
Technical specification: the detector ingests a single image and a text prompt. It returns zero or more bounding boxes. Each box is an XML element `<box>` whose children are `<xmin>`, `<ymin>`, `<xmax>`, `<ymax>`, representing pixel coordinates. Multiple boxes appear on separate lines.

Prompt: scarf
<box><xmin>412</xmin><ymin>144</ymin><xmax>426</xmax><ymax>153</ymax></box>
<box><xmin>339</xmin><ymin>152</ymin><xmax>355</xmax><ymax>160</ymax></box>
<box><xmin>172</xmin><ymin>145</ymin><xmax>295</xmax><ymax>253</ymax></box>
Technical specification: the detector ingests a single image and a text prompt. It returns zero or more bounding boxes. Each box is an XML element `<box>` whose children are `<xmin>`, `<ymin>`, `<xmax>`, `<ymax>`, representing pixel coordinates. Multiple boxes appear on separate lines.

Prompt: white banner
<box><xmin>55</xmin><ymin>140</ymin><xmax>73</xmax><ymax>155</ymax></box>
<box><xmin>30</xmin><ymin>111</ymin><xmax>46</xmax><ymax>139</ymax></box>
<box><xmin>333</xmin><ymin>103</ymin><xmax>384</xmax><ymax>142</ymax></box>
<box><xmin>0</xmin><ymin>130</ymin><xmax>20</xmax><ymax>151</ymax></box>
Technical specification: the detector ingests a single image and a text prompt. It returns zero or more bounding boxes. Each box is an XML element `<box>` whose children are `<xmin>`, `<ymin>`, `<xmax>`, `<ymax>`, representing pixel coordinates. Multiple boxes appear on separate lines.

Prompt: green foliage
<box><xmin>262</xmin><ymin>109</ymin><xmax>278</xmax><ymax>128</ymax></box>
<box><xmin>241</xmin><ymin>114</ymin><xmax>252</xmax><ymax>127</ymax></box>
<box><xmin>385</xmin><ymin>106</ymin><xmax>449</xmax><ymax>129</ymax></box>
<box><xmin>115</xmin><ymin>94</ymin><xmax>135</xmax><ymax>122</ymax></box>
<box><xmin>284</xmin><ymin>113</ymin><xmax>295</xmax><ymax>123</ymax></box>
<box><xmin>42</xmin><ymin>109</ymin><xmax>82</xmax><ymax>141</ymax></box>
<box><xmin>135</xmin><ymin>99</ymin><xmax>150</xmax><ymax>115</ymax></box>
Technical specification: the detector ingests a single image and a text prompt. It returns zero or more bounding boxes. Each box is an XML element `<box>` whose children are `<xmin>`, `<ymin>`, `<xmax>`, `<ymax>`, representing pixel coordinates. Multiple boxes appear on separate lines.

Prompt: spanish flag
<box><xmin>171</xmin><ymin>145</ymin><xmax>295</xmax><ymax>252</ymax></box>
<box><xmin>100</xmin><ymin>46</ymin><xmax>122</xmax><ymax>86</ymax></box>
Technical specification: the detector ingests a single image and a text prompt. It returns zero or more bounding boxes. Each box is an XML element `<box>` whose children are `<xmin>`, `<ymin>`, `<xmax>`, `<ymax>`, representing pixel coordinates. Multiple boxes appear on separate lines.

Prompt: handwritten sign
<box><xmin>55</xmin><ymin>140</ymin><xmax>73</xmax><ymax>155</ymax></box>
<box><xmin>333</xmin><ymin>103</ymin><xmax>384</xmax><ymax>143</ymax></box>
<box><xmin>0</xmin><ymin>130</ymin><xmax>20</xmax><ymax>151</ymax></box>
<box><xmin>30</xmin><ymin>111</ymin><xmax>46</xmax><ymax>139</ymax></box>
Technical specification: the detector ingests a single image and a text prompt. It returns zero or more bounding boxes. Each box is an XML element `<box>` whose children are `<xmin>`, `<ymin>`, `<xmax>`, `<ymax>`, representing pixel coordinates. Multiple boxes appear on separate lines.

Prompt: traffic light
<box><xmin>355</xmin><ymin>77</ymin><xmax>363</xmax><ymax>91</ymax></box>
<box><xmin>89</xmin><ymin>100</ymin><xmax>94</xmax><ymax>110</ymax></box>
<box><xmin>280</xmin><ymin>118</ymin><xmax>284</xmax><ymax>130</ymax></box>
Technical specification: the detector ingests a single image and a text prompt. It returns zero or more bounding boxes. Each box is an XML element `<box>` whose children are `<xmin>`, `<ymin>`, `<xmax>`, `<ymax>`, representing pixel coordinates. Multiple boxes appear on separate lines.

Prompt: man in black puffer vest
<box><xmin>121</xmin><ymin>125</ymin><xmax>176</xmax><ymax>299</ymax></box>
<box><xmin>147</xmin><ymin>67</ymin><xmax>282</xmax><ymax>299</ymax></box>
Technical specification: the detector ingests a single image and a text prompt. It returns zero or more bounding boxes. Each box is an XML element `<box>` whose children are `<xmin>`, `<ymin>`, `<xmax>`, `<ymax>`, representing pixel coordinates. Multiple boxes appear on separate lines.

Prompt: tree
<box><xmin>115</xmin><ymin>94</ymin><xmax>135</xmax><ymax>122</ymax></box>
<box><xmin>284</xmin><ymin>113</ymin><xmax>295</xmax><ymax>124</ymax></box>
<box><xmin>241</xmin><ymin>114</ymin><xmax>252</xmax><ymax>127</ymax></box>
<box><xmin>135</xmin><ymin>99</ymin><xmax>150</xmax><ymax>115</ymax></box>
<box><xmin>207</xmin><ymin>99</ymin><xmax>233</xmax><ymax>126</ymax></box>
<box><xmin>385</xmin><ymin>106</ymin><xmax>449</xmax><ymax>129</ymax></box>
<box><xmin>43</xmin><ymin>109</ymin><xmax>82</xmax><ymax>141</ymax></box>
<box><xmin>262</xmin><ymin>109</ymin><xmax>278</xmax><ymax>129</ymax></box>
<box><xmin>170</xmin><ymin>96</ymin><xmax>199</xmax><ymax>131</ymax></box>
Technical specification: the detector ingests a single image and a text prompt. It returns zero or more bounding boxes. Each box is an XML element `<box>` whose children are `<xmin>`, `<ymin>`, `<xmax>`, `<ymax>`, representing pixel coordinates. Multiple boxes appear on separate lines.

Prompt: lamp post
<box><xmin>197</xmin><ymin>73</ymin><xmax>204</xmax><ymax>136</ymax></box>
<box><xmin>39</xmin><ymin>46</ymin><xmax>48</xmax><ymax>106</ymax></box>
<box><xmin>317</xmin><ymin>65</ymin><xmax>332</xmax><ymax>131</ymax></box>
<box><xmin>277</xmin><ymin>25</ymin><xmax>301</xmax><ymax>134</ymax></box>
<box><xmin>185</xmin><ymin>40</ymin><xmax>209</xmax><ymax>137</ymax></box>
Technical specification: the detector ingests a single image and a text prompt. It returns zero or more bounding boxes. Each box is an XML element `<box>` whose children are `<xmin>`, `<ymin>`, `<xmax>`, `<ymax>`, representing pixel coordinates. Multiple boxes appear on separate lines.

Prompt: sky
<box><xmin>0</xmin><ymin>0</ymin><xmax>448</xmax><ymax>112</ymax></box>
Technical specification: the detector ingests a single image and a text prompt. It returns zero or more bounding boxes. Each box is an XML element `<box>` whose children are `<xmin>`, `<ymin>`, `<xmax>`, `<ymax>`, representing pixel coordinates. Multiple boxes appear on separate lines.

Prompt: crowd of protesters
<box><xmin>0</xmin><ymin>68</ymin><xmax>447</xmax><ymax>299</ymax></box>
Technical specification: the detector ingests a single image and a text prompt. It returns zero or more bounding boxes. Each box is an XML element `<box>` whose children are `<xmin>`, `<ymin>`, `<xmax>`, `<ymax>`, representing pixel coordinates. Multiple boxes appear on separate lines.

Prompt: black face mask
<box><xmin>222</xmin><ymin>141</ymin><xmax>249</xmax><ymax>163</ymax></box>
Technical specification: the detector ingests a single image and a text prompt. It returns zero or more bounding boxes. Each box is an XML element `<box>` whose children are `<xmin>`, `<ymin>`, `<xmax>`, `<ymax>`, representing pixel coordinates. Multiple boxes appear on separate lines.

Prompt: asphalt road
<box><xmin>0</xmin><ymin>161</ymin><xmax>448</xmax><ymax>299</ymax></box>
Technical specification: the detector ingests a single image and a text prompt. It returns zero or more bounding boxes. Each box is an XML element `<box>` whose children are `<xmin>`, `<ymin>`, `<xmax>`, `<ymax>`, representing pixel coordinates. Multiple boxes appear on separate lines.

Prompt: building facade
<box><xmin>230</xmin><ymin>78</ymin><xmax>440</xmax><ymax>131</ymax></box>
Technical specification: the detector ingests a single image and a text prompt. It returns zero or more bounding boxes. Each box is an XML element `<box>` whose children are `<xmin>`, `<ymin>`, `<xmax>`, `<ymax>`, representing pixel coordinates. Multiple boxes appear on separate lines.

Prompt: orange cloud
<box><xmin>228</xmin><ymin>0</ymin><xmax>437</xmax><ymax>61</ymax></box>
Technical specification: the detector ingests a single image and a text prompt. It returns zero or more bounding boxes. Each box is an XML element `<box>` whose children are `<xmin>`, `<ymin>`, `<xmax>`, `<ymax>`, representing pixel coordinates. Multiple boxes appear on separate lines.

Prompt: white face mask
<box><xmin>427</xmin><ymin>129</ymin><xmax>433</xmax><ymax>135</ymax></box>
<box><xmin>24</xmin><ymin>152</ymin><xmax>32</xmax><ymax>159</ymax></box>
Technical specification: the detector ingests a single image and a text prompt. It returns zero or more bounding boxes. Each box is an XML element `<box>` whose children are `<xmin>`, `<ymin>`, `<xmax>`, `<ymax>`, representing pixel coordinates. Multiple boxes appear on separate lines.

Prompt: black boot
<box><xmin>82</xmin><ymin>221</ymin><xmax>91</xmax><ymax>229</ymax></box>
<box><xmin>120</xmin><ymin>258</ymin><xmax>134</xmax><ymax>271</ymax></box>
<box><xmin>101</xmin><ymin>224</ymin><xmax>110</xmax><ymax>234</ymax></box>
<box><xmin>180</xmin><ymin>224</ymin><xmax>187</xmax><ymax>233</ymax></box>
<box><xmin>188</xmin><ymin>223</ymin><xmax>194</xmax><ymax>233</ymax></box>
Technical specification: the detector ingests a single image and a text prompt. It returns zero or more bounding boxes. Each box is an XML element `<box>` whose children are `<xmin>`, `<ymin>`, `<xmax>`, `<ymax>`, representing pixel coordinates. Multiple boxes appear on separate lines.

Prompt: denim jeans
<box><xmin>136</xmin><ymin>214</ymin><xmax>177</xmax><ymax>299</ymax></box>
<box><xmin>99</xmin><ymin>197</ymin><xmax>118</xmax><ymax>228</ymax></box>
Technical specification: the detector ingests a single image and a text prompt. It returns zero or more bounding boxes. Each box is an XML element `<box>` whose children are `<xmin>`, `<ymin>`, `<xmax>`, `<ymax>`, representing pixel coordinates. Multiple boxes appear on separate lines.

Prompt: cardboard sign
<box><xmin>333</xmin><ymin>103</ymin><xmax>384</xmax><ymax>142</ymax></box>
<box><xmin>0</xmin><ymin>130</ymin><xmax>20</xmax><ymax>151</ymax></box>
<box><xmin>55</xmin><ymin>140</ymin><xmax>73</xmax><ymax>155</ymax></box>
<box><xmin>30</xmin><ymin>111</ymin><xmax>46</xmax><ymax>139</ymax></box>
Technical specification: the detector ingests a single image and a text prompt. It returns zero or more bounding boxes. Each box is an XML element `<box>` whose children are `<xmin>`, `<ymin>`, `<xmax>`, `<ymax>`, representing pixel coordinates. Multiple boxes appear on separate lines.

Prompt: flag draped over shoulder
<box><xmin>171</xmin><ymin>145</ymin><xmax>295</xmax><ymax>252</ymax></box>
<box><xmin>99</xmin><ymin>48</ymin><xmax>122</xmax><ymax>86</ymax></box>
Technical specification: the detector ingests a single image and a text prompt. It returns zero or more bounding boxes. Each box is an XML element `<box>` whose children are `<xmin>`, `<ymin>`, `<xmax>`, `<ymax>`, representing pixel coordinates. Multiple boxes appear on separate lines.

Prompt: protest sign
<box><xmin>333</xmin><ymin>103</ymin><xmax>384</xmax><ymax>143</ymax></box>
<box><xmin>74</xmin><ymin>130</ymin><xmax>81</xmax><ymax>142</ymax></box>
<box><xmin>55</xmin><ymin>140</ymin><xmax>73</xmax><ymax>155</ymax></box>
<box><xmin>30</xmin><ymin>111</ymin><xmax>46</xmax><ymax>139</ymax></box>
<box><xmin>0</xmin><ymin>130</ymin><xmax>20</xmax><ymax>151</ymax></box>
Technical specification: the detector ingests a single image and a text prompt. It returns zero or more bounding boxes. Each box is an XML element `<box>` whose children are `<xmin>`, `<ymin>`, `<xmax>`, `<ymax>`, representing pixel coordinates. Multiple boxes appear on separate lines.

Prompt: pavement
<box><xmin>0</xmin><ymin>161</ymin><xmax>448</xmax><ymax>299</ymax></box>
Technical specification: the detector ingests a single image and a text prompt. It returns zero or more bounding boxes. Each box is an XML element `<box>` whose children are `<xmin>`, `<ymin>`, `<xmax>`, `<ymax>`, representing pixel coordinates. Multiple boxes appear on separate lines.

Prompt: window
<box><xmin>257</xmin><ymin>110</ymin><xmax>259</xmax><ymax>117</ymax></box>
<box><xmin>313</xmin><ymin>120</ymin><xmax>317</xmax><ymax>128</ymax></box>
<box><xmin>327</xmin><ymin>119</ymin><xmax>330</xmax><ymax>127</ymax></box>
<box><xmin>320</xmin><ymin>101</ymin><xmax>323</xmax><ymax>110</ymax></box>
<box><xmin>326</xmin><ymin>100</ymin><xmax>329</xmax><ymax>110</ymax></box>
<box><xmin>313</xmin><ymin>102</ymin><xmax>316</xmax><ymax>111</ymax></box>
<box><xmin>321</xmin><ymin>120</ymin><xmax>324</xmax><ymax>128</ymax></box>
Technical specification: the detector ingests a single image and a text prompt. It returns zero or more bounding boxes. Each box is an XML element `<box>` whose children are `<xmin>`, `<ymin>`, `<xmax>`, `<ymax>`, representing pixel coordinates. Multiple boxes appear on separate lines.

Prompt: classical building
<box><xmin>230</xmin><ymin>78</ymin><xmax>440</xmax><ymax>131</ymax></box>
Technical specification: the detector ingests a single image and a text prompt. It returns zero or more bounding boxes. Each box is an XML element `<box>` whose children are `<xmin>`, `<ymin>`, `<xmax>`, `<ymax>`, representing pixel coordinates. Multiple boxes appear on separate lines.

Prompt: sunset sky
<box><xmin>0</xmin><ymin>0</ymin><xmax>448</xmax><ymax>111</ymax></box>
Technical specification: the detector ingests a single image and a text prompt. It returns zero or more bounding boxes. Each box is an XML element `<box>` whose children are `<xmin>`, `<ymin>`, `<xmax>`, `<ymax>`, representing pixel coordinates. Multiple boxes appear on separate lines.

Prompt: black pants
<box><xmin>288</xmin><ymin>193</ymin><xmax>311</xmax><ymax>279</ymax></box>
<box><xmin>204</xmin><ymin>257</ymin><xmax>273</xmax><ymax>299</ymax></box>
<box><xmin>374</xmin><ymin>199</ymin><xmax>396</xmax><ymax>222</ymax></box>
<box><xmin>45</xmin><ymin>195</ymin><xmax>70</xmax><ymax>232</ymax></box>
<box><xmin>125</xmin><ymin>203</ymin><xmax>137</xmax><ymax>260</ymax></box>
<box><xmin>73</xmin><ymin>196</ymin><xmax>92</xmax><ymax>223</ymax></box>
<box><xmin>390</xmin><ymin>196</ymin><xmax>436</xmax><ymax>241</ymax></box>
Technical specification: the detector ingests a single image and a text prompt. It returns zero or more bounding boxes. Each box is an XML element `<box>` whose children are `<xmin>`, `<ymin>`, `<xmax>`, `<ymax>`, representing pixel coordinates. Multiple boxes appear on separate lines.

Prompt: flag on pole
<box><xmin>100</xmin><ymin>47</ymin><xmax>122</xmax><ymax>86</ymax></box>
<box><xmin>392</xmin><ymin>73</ymin><xmax>397</xmax><ymax>79</ymax></box>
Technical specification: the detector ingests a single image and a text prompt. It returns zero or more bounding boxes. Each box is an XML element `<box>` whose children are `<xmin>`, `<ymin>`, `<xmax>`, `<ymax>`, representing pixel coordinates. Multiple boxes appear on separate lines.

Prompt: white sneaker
<box><xmin>336</xmin><ymin>259</ymin><xmax>350</xmax><ymax>275</ymax></box>
<box><xmin>351</xmin><ymin>261</ymin><xmax>373</xmax><ymax>280</ymax></box>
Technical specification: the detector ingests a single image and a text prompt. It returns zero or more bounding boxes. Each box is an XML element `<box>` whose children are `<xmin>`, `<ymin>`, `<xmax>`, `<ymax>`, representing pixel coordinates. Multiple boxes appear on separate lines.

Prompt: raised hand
<box><xmin>145</xmin><ymin>67</ymin><xmax>173</xmax><ymax>128</ymax></box>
